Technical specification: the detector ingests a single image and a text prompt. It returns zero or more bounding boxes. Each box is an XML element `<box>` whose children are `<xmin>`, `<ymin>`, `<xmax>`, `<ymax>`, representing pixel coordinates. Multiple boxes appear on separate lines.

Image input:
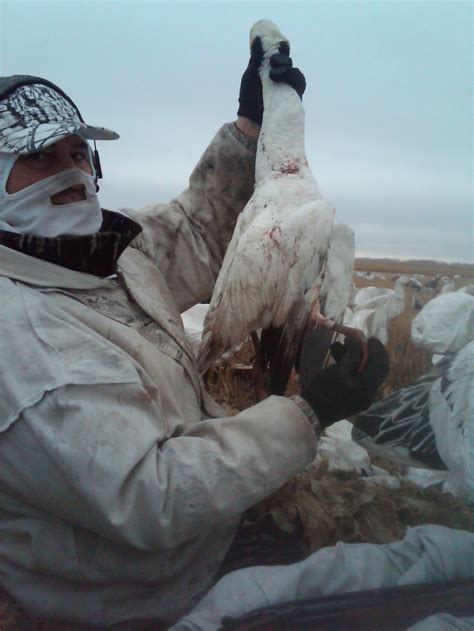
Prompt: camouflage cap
<box><xmin>0</xmin><ymin>76</ymin><xmax>119</xmax><ymax>154</ymax></box>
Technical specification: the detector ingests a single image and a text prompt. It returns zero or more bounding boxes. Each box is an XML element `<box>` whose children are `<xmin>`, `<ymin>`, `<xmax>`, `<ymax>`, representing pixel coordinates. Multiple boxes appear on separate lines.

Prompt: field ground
<box><xmin>355</xmin><ymin>257</ymin><xmax>474</xmax><ymax>278</ymax></box>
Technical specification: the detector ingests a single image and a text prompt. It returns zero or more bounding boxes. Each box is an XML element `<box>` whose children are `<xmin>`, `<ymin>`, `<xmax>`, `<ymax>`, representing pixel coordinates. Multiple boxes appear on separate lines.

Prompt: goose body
<box><xmin>198</xmin><ymin>20</ymin><xmax>335</xmax><ymax>377</ymax></box>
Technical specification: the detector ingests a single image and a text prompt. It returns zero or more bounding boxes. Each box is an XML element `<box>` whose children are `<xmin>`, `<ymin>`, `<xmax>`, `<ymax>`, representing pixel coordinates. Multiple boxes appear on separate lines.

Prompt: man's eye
<box><xmin>24</xmin><ymin>151</ymin><xmax>53</xmax><ymax>168</ymax></box>
<box><xmin>73</xmin><ymin>152</ymin><xmax>89</xmax><ymax>164</ymax></box>
<box><xmin>29</xmin><ymin>151</ymin><xmax>50</xmax><ymax>162</ymax></box>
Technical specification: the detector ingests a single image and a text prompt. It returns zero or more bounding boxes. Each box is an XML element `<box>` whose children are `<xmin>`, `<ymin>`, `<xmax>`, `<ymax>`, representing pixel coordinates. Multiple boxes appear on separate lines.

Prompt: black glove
<box><xmin>300</xmin><ymin>337</ymin><xmax>390</xmax><ymax>430</ymax></box>
<box><xmin>237</xmin><ymin>38</ymin><xmax>306</xmax><ymax>126</ymax></box>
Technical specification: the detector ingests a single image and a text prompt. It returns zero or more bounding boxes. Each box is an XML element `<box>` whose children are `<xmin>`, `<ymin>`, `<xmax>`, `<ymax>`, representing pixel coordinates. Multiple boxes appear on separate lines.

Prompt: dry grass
<box><xmin>206</xmin><ymin>344</ymin><xmax>304</xmax><ymax>415</ymax></box>
<box><xmin>205</xmin><ymin>344</ymin><xmax>259</xmax><ymax>413</ymax></box>
<box><xmin>251</xmin><ymin>468</ymin><xmax>473</xmax><ymax>554</ymax></box>
<box><xmin>381</xmin><ymin>291</ymin><xmax>432</xmax><ymax>397</ymax></box>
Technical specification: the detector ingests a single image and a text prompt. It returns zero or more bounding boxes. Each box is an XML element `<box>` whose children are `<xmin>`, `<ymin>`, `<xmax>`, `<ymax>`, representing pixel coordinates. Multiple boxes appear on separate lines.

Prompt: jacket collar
<box><xmin>0</xmin><ymin>209</ymin><xmax>142</xmax><ymax>279</ymax></box>
<box><xmin>0</xmin><ymin>243</ymin><xmax>115</xmax><ymax>289</ymax></box>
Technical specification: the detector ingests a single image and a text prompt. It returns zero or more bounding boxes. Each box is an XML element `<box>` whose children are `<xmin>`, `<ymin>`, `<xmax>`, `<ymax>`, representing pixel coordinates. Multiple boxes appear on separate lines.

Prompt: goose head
<box><xmin>249</xmin><ymin>19</ymin><xmax>289</xmax><ymax>57</ymax></box>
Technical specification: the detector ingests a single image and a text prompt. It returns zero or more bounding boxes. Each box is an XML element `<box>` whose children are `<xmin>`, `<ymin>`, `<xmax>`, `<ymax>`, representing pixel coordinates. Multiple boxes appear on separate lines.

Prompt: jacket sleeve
<box><xmin>0</xmin><ymin>383</ymin><xmax>317</xmax><ymax>551</ymax></box>
<box><xmin>129</xmin><ymin>123</ymin><xmax>257</xmax><ymax>312</ymax></box>
<box><xmin>0</xmin><ymin>274</ymin><xmax>317</xmax><ymax>553</ymax></box>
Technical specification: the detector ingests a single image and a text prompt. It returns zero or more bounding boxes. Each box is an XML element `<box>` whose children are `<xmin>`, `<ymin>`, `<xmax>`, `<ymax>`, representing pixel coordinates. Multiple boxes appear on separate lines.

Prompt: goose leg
<box><xmin>309</xmin><ymin>302</ymin><xmax>369</xmax><ymax>372</ymax></box>
<box><xmin>250</xmin><ymin>331</ymin><xmax>267</xmax><ymax>401</ymax></box>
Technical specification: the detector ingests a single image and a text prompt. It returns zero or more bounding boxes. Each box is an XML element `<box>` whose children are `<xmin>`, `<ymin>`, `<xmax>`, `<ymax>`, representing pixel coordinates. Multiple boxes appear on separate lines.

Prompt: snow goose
<box><xmin>458</xmin><ymin>285</ymin><xmax>474</xmax><ymax>297</ymax></box>
<box><xmin>352</xmin><ymin>293</ymin><xmax>474</xmax><ymax>500</ymax></box>
<box><xmin>439</xmin><ymin>280</ymin><xmax>456</xmax><ymax>295</ymax></box>
<box><xmin>341</xmin><ymin>275</ymin><xmax>407</xmax><ymax>345</ymax></box>
<box><xmin>353</xmin><ymin>275</ymin><xmax>406</xmax><ymax>320</ymax></box>
<box><xmin>198</xmin><ymin>20</ymin><xmax>364</xmax><ymax>392</ymax></box>
<box><xmin>351</xmin><ymin>342</ymin><xmax>473</xmax><ymax>500</ymax></box>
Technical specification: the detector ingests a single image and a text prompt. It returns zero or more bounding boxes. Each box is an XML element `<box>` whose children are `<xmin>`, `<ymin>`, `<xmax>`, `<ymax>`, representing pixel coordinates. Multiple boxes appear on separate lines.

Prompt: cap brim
<box><xmin>4</xmin><ymin>120</ymin><xmax>119</xmax><ymax>154</ymax></box>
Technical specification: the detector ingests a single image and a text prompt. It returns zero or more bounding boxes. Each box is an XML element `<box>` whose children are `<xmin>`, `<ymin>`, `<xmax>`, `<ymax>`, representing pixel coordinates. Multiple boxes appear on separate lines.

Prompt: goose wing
<box><xmin>198</xmin><ymin>198</ymin><xmax>334</xmax><ymax>372</ymax></box>
<box><xmin>297</xmin><ymin>224</ymin><xmax>355</xmax><ymax>381</ymax></box>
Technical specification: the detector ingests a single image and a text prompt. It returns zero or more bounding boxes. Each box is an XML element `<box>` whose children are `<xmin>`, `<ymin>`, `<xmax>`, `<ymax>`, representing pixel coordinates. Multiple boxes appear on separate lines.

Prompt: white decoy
<box><xmin>353</xmin><ymin>295</ymin><xmax>474</xmax><ymax>500</ymax></box>
<box><xmin>353</xmin><ymin>276</ymin><xmax>407</xmax><ymax>320</ymax></box>
<box><xmin>439</xmin><ymin>280</ymin><xmax>456</xmax><ymax>295</ymax></box>
<box><xmin>181</xmin><ymin>303</ymin><xmax>210</xmax><ymax>355</ymax></box>
<box><xmin>352</xmin><ymin>340</ymin><xmax>473</xmax><ymax>500</ymax></box>
<box><xmin>458</xmin><ymin>285</ymin><xmax>474</xmax><ymax>297</ymax></box>
<box><xmin>342</xmin><ymin>276</ymin><xmax>407</xmax><ymax>345</ymax></box>
<box><xmin>411</xmin><ymin>292</ymin><xmax>474</xmax><ymax>357</ymax></box>
<box><xmin>342</xmin><ymin>307</ymin><xmax>385</xmax><ymax>345</ymax></box>
<box><xmin>405</xmin><ymin>277</ymin><xmax>423</xmax><ymax>290</ymax></box>
<box><xmin>198</xmin><ymin>20</ymin><xmax>363</xmax><ymax>391</ymax></box>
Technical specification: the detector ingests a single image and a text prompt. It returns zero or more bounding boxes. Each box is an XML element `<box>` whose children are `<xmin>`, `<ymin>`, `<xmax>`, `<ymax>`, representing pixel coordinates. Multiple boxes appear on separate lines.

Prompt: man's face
<box><xmin>6</xmin><ymin>134</ymin><xmax>93</xmax><ymax>204</ymax></box>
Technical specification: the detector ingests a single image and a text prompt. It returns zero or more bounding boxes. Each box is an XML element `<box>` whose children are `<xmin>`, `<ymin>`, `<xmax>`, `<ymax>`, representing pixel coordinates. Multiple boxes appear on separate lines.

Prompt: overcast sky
<box><xmin>1</xmin><ymin>1</ymin><xmax>472</xmax><ymax>262</ymax></box>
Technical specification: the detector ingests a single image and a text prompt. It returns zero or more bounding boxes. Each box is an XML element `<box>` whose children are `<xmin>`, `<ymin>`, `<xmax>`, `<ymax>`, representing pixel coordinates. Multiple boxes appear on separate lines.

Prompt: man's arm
<box><xmin>128</xmin><ymin>40</ymin><xmax>306</xmax><ymax>312</ymax></box>
<box><xmin>130</xmin><ymin>122</ymin><xmax>258</xmax><ymax>312</ymax></box>
<box><xmin>235</xmin><ymin>116</ymin><xmax>260</xmax><ymax>140</ymax></box>
<box><xmin>0</xmin><ymin>382</ymin><xmax>316</xmax><ymax>550</ymax></box>
<box><xmin>0</xmin><ymin>278</ymin><xmax>386</xmax><ymax>551</ymax></box>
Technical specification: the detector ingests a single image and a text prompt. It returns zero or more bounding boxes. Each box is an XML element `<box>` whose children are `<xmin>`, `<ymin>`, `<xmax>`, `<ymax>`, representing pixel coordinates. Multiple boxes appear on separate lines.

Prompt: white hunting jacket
<box><xmin>0</xmin><ymin>123</ymin><xmax>318</xmax><ymax>628</ymax></box>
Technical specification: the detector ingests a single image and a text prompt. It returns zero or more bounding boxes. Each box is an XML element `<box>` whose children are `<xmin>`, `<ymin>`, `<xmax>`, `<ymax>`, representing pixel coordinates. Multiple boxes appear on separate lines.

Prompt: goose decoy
<box><xmin>352</xmin><ymin>341</ymin><xmax>473</xmax><ymax>499</ymax></box>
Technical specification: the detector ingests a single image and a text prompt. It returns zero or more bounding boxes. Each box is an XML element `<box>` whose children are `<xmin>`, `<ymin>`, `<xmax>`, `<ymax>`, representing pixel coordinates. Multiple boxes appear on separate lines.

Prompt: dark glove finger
<box><xmin>339</xmin><ymin>337</ymin><xmax>364</xmax><ymax>377</ymax></box>
<box><xmin>367</xmin><ymin>337</ymin><xmax>389</xmax><ymax>368</ymax></box>
<box><xmin>249</xmin><ymin>36</ymin><xmax>264</xmax><ymax>67</ymax></box>
<box><xmin>345</xmin><ymin>344</ymin><xmax>390</xmax><ymax>413</ymax></box>
<box><xmin>300</xmin><ymin>362</ymin><xmax>341</xmax><ymax>426</ymax></box>
<box><xmin>344</xmin><ymin>337</ymin><xmax>389</xmax><ymax>403</ymax></box>
<box><xmin>278</xmin><ymin>41</ymin><xmax>290</xmax><ymax>56</ymax></box>
<box><xmin>329</xmin><ymin>341</ymin><xmax>345</xmax><ymax>363</ymax></box>
<box><xmin>270</xmin><ymin>53</ymin><xmax>293</xmax><ymax>71</ymax></box>
<box><xmin>358</xmin><ymin>337</ymin><xmax>390</xmax><ymax>389</ymax></box>
<box><xmin>301</xmin><ymin>337</ymin><xmax>389</xmax><ymax>429</ymax></box>
<box><xmin>238</xmin><ymin>37</ymin><xmax>264</xmax><ymax>125</ymax></box>
<box><xmin>270</xmin><ymin>67</ymin><xmax>306</xmax><ymax>98</ymax></box>
<box><xmin>269</xmin><ymin>50</ymin><xmax>293</xmax><ymax>81</ymax></box>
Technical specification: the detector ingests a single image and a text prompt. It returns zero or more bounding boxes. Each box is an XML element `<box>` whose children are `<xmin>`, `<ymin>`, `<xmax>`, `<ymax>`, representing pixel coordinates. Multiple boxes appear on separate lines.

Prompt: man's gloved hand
<box><xmin>237</xmin><ymin>38</ymin><xmax>306</xmax><ymax>126</ymax></box>
<box><xmin>300</xmin><ymin>337</ymin><xmax>390</xmax><ymax>430</ymax></box>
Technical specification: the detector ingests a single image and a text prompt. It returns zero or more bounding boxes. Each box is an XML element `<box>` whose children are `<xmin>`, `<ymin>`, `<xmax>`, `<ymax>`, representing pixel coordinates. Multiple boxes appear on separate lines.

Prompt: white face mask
<box><xmin>0</xmin><ymin>152</ymin><xmax>103</xmax><ymax>238</ymax></box>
